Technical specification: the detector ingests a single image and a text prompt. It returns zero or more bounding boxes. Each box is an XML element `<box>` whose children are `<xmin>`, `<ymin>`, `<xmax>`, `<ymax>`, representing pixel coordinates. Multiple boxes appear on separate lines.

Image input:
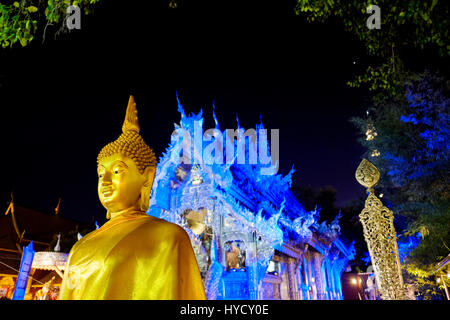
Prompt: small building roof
<box><xmin>0</xmin><ymin>205</ymin><xmax>88</xmax><ymax>275</ymax></box>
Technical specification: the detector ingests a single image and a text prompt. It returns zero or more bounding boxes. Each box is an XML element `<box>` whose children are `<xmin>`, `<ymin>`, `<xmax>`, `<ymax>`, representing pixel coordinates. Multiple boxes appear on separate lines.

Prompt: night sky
<box><xmin>0</xmin><ymin>0</ymin><xmax>368</xmax><ymax>225</ymax></box>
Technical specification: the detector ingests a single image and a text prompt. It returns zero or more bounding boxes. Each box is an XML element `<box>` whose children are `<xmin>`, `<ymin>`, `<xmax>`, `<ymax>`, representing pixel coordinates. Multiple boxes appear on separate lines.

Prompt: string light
<box><xmin>365</xmin><ymin>129</ymin><xmax>377</xmax><ymax>141</ymax></box>
<box><xmin>371</xmin><ymin>149</ymin><xmax>380</xmax><ymax>157</ymax></box>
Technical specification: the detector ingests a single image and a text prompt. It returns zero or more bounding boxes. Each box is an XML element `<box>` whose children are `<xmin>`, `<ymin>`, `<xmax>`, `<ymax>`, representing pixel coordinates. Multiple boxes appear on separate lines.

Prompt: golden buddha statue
<box><xmin>59</xmin><ymin>96</ymin><xmax>206</xmax><ymax>300</ymax></box>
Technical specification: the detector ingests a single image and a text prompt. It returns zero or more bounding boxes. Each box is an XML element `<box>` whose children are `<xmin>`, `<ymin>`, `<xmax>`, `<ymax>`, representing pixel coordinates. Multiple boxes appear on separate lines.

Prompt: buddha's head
<box><xmin>97</xmin><ymin>96</ymin><xmax>157</xmax><ymax>219</ymax></box>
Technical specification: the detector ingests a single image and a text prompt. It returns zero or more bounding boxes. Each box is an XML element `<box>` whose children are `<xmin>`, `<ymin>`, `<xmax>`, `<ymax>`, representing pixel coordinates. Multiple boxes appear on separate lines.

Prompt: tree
<box><xmin>0</xmin><ymin>0</ymin><xmax>101</xmax><ymax>48</ymax></box>
<box><xmin>351</xmin><ymin>71</ymin><xmax>449</xmax><ymax>299</ymax></box>
<box><xmin>295</xmin><ymin>0</ymin><xmax>449</xmax><ymax>298</ymax></box>
<box><xmin>295</xmin><ymin>0</ymin><xmax>449</xmax><ymax>100</ymax></box>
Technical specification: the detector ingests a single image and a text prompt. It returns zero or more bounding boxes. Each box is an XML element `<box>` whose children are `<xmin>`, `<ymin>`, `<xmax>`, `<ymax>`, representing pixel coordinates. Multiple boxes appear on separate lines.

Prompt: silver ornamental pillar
<box><xmin>355</xmin><ymin>159</ymin><xmax>406</xmax><ymax>300</ymax></box>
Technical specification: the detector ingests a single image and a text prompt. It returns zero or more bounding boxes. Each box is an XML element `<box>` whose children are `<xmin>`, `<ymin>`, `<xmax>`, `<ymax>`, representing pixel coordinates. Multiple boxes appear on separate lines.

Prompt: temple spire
<box><xmin>176</xmin><ymin>91</ymin><xmax>186</xmax><ymax>119</ymax></box>
<box><xmin>55</xmin><ymin>198</ymin><xmax>61</xmax><ymax>215</ymax></box>
<box><xmin>212</xmin><ymin>102</ymin><xmax>220</xmax><ymax>130</ymax></box>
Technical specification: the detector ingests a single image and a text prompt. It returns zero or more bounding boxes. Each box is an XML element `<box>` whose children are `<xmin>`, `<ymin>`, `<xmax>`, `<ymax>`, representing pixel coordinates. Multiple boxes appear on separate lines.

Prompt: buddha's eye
<box><xmin>113</xmin><ymin>166</ymin><xmax>124</xmax><ymax>175</ymax></box>
<box><xmin>97</xmin><ymin>167</ymin><xmax>105</xmax><ymax>178</ymax></box>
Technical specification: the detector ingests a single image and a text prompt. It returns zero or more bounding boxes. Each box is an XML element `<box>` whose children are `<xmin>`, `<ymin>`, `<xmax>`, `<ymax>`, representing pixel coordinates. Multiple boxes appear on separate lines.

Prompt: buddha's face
<box><xmin>97</xmin><ymin>154</ymin><xmax>148</xmax><ymax>214</ymax></box>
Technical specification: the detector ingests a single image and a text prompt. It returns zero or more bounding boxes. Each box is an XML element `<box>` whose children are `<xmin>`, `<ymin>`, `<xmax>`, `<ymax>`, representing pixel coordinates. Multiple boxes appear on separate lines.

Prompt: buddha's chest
<box><xmin>66</xmin><ymin>231</ymin><xmax>134</xmax><ymax>285</ymax></box>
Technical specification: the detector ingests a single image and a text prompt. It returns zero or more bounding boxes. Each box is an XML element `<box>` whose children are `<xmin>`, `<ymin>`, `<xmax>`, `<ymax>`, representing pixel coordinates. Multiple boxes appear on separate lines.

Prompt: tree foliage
<box><xmin>295</xmin><ymin>0</ymin><xmax>449</xmax><ymax>298</ymax></box>
<box><xmin>296</xmin><ymin>0</ymin><xmax>448</xmax><ymax>55</ymax></box>
<box><xmin>351</xmin><ymin>71</ymin><xmax>449</xmax><ymax>299</ymax></box>
<box><xmin>0</xmin><ymin>0</ymin><xmax>100</xmax><ymax>48</ymax></box>
<box><xmin>295</xmin><ymin>0</ymin><xmax>449</xmax><ymax>99</ymax></box>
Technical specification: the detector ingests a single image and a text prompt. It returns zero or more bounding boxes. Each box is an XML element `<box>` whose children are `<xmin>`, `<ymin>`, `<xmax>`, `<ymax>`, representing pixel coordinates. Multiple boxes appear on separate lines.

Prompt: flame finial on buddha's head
<box><xmin>97</xmin><ymin>96</ymin><xmax>156</xmax><ymax>174</ymax></box>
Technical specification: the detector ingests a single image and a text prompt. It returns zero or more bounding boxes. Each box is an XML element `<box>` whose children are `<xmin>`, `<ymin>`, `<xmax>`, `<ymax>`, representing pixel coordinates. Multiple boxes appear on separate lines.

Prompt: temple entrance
<box><xmin>221</xmin><ymin>270</ymin><xmax>250</xmax><ymax>300</ymax></box>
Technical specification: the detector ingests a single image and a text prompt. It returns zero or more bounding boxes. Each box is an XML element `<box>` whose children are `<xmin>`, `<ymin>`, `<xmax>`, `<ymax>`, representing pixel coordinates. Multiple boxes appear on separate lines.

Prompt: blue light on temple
<box><xmin>146</xmin><ymin>97</ymin><xmax>356</xmax><ymax>300</ymax></box>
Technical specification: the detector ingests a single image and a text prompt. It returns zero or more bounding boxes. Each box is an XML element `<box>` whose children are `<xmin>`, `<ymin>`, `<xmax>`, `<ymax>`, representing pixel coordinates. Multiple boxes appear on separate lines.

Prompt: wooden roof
<box><xmin>0</xmin><ymin>206</ymin><xmax>88</xmax><ymax>275</ymax></box>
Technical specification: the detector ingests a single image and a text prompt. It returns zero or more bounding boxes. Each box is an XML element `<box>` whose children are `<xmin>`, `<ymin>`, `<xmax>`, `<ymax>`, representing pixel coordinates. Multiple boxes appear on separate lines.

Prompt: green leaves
<box><xmin>0</xmin><ymin>0</ymin><xmax>101</xmax><ymax>48</ymax></box>
<box><xmin>295</xmin><ymin>0</ymin><xmax>449</xmax><ymax>98</ymax></box>
<box><xmin>27</xmin><ymin>6</ymin><xmax>38</xmax><ymax>13</ymax></box>
<box><xmin>0</xmin><ymin>3</ymin><xmax>35</xmax><ymax>48</ymax></box>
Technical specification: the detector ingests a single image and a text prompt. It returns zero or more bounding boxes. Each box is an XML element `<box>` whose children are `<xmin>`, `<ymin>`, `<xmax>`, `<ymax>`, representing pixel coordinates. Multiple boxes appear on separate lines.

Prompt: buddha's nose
<box><xmin>101</xmin><ymin>171</ymin><xmax>113</xmax><ymax>183</ymax></box>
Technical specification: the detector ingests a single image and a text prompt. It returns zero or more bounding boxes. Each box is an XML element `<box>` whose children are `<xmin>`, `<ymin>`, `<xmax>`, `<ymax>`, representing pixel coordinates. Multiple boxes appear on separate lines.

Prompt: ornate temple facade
<box><xmin>147</xmin><ymin>100</ymin><xmax>355</xmax><ymax>300</ymax></box>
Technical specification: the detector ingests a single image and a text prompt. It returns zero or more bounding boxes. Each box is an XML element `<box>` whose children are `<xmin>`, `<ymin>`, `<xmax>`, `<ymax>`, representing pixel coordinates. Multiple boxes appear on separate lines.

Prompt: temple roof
<box><xmin>148</xmin><ymin>101</ymin><xmax>353</xmax><ymax>255</ymax></box>
<box><xmin>0</xmin><ymin>206</ymin><xmax>87</xmax><ymax>275</ymax></box>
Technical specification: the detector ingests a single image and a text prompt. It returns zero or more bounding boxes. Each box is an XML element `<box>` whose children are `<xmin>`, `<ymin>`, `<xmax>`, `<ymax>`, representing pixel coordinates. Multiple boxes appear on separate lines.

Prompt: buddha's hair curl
<box><xmin>97</xmin><ymin>131</ymin><xmax>156</xmax><ymax>174</ymax></box>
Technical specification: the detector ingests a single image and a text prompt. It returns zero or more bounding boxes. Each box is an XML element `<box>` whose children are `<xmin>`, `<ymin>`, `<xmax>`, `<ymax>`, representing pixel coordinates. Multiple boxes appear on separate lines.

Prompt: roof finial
<box><xmin>212</xmin><ymin>101</ymin><xmax>220</xmax><ymax>130</ymax></box>
<box><xmin>176</xmin><ymin>91</ymin><xmax>186</xmax><ymax>119</ymax></box>
<box><xmin>55</xmin><ymin>198</ymin><xmax>61</xmax><ymax>215</ymax></box>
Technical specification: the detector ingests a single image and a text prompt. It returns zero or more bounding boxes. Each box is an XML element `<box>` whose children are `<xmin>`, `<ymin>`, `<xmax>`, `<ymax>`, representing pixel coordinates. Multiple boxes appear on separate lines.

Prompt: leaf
<box><xmin>27</xmin><ymin>6</ymin><xmax>38</xmax><ymax>13</ymax></box>
<box><xmin>19</xmin><ymin>36</ymin><xmax>27</xmax><ymax>47</ymax></box>
<box><xmin>430</xmin><ymin>0</ymin><xmax>438</xmax><ymax>11</ymax></box>
<box><xmin>13</xmin><ymin>2</ymin><xmax>20</xmax><ymax>8</ymax></box>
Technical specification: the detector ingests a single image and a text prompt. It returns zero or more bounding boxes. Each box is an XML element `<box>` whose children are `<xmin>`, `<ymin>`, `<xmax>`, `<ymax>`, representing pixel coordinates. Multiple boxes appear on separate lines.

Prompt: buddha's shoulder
<box><xmin>134</xmin><ymin>215</ymin><xmax>189</xmax><ymax>242</ymax></box>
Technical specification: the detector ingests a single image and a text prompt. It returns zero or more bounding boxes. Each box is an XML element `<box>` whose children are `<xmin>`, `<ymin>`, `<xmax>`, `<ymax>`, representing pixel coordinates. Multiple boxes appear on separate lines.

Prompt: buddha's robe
<box><xmin>59</xmin><ymin>211</ymin><xmax>206</xmax><ymax>300</ymax></box>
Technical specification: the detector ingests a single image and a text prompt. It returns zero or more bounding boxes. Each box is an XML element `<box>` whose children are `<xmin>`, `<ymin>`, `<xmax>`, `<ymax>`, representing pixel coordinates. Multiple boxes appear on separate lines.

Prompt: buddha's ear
<box><xmin>143</xmin><ymin>166</ymin><xmax>156</xmax><ymax>188</ymax></box>
<box><xmin>139</xmin><ymin>166</ymin><xmax>156</xmax><ymax>212</ymax></box>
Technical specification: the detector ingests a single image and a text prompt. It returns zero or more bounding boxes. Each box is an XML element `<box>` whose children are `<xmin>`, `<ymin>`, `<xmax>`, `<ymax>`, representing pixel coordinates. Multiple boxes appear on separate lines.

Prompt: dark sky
<box><xmin>0</xmin><ymin>0</ymin><xmax>369</xmax><ymax>224</ymax></box>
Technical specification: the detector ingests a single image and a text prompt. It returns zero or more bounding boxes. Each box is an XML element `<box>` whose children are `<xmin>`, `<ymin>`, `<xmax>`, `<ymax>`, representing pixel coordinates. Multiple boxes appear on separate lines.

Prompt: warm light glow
<box><xmin>437</xmin><ymin>278</ymin><xmax>441</xmax><ymax>283</ymax></box>
<box><xmin>365</xmin><ymin>129</ymin><xmax>377</xmax><ymax>141</ymax></box>
<box><xmin>351</xmin><ymin>278</ymin><xmax>357</xmax><ymax>285</ymax></box>
<box><xmin>447</xmin><ymin>273</ymin><xmax>450</xmax><ymax>278</ymax></box>
<box><xmin>32</xmin><ymin>251</ymin><xmax>68</xmax><ymax>270</ymax></box>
